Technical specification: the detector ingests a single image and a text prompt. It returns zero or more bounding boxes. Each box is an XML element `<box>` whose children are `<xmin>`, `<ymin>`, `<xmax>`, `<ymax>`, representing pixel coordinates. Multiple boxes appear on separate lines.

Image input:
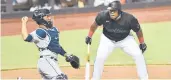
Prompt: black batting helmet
<box><xmin>32</xmin><ymin>9</ymin><xmax>53</xmax><ymax>28</ymax></box>
<box><xmin>107</xmin><ymin>1</ymin><xmax>121</xmax><ymax>11</ymax></box>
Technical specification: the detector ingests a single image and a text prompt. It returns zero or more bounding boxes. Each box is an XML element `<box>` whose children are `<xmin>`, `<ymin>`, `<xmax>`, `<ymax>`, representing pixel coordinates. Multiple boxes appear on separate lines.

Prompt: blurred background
<box><xmin>1</xmin><ymin>0</ymin><xmax>157</xmax><ymax>13</ymax></box>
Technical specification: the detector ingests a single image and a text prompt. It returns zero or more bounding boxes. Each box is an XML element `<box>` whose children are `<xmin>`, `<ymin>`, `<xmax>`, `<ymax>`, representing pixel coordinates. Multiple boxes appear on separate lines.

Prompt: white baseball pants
<box><xmin>92</xmin><ymin>33</ymin><xmax>148</xmax><ymax>80</ymax></box>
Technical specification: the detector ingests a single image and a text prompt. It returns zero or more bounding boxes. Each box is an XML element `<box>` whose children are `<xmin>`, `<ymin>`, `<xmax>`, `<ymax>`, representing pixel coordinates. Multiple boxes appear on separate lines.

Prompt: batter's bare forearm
<box><xmin>136</xmin><ymin>29</ymin><xmax>144</xmax><ymax>44</ymax></box>
<box><xmin>88</xmin><ymin>21</ymin><xmax>98</xmax><ymax>37</ymax></box>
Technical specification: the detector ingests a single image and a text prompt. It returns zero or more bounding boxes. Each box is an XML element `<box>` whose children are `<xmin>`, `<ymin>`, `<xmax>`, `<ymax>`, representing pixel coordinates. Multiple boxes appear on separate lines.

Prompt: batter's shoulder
<box><xmin>97</xmin><ymin>10</ymin><xmax>109</xmax><ymax>19</ymax></box>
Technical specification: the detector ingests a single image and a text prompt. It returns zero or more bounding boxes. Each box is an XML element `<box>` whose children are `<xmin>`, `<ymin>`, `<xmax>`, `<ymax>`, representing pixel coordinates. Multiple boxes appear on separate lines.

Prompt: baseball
<box><xmin>22</xmin><ymin>16</ymin><xmax>28</xmax><ymax>22</ymax></box>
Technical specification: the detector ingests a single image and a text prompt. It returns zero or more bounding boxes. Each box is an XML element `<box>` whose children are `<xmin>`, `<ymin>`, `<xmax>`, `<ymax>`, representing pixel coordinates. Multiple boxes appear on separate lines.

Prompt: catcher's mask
<box><xmin>107</xmin><ymin>1</ymin><xmax>122</xmax><ymax>20</ymax></box>
<box><xmin>32</xmin><ymin>9</ymin><xmax>53</xmax><ymax>28</ymax></box>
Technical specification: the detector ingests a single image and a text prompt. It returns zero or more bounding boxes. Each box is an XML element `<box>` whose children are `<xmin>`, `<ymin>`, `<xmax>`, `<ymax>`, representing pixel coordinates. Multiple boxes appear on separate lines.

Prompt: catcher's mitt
<box><xmin>65</xmin><ymin>54</ymin><xmax>80</xmax><ymax>69</ymax></box>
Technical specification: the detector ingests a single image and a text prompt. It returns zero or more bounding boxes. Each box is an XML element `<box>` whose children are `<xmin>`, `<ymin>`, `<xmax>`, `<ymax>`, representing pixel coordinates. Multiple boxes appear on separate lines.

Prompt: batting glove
<box><xmin>85</xmin><ymin>36</ymin><xmax>92</xmax><ymax>45</ymax></box>
<box><xmin>139</xmin><ymin>43</ymin><xmax>147</xmax><ymax>53</ymax></box>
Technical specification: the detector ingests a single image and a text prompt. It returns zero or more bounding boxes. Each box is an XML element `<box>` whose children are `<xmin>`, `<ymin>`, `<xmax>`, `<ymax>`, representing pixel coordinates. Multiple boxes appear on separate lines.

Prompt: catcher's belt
<box><xmin>39</xmin><ymin>48</ymin><xmax>48</xmax><ymax>51</ymax></box>
<box><xmin>40</xmin><ymin>55</ymin><xmax>57</xmax><ymax>61</ymax></box>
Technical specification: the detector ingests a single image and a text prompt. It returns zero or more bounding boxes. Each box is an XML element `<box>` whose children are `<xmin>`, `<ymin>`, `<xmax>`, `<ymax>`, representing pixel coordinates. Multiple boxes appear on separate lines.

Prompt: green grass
<box><xmin>1</xmin><ymin>21</ymin><xmax>171</xmax><ymax>70</ymax></box>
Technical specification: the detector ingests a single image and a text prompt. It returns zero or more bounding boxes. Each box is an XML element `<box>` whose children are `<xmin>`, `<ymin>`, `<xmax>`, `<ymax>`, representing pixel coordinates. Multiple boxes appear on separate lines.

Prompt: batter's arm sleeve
<box><xmin>130</xmin><ymin>17</ymin><xmax>145</xmax><ymax>43</ymax></box>
<box><xmin>95</xmin><ymin>12</ymin><xmax>103</xmax><ymax>26</ymax></box>
<box><xmin>130</xmin><ymin>17</ymin><xmax>141</xmax><ymax>32</ymax></box>
<box><xmin>87</xmin><ymin>12</ymin><xmax>103</xmax><ymax>37</ymax></box>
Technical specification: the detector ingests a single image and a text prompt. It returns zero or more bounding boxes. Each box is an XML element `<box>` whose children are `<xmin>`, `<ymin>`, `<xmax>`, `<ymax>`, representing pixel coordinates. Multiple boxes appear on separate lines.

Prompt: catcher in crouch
<box><xmin>21</xmin><ymin>9</ymin><xmax>80</xmax><ymax>80</ymax></box>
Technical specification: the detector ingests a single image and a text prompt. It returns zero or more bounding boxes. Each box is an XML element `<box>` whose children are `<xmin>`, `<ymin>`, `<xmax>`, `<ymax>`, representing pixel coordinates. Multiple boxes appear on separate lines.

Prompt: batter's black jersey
<box><xmin>95</xmin><ymin>10</ymin><xmax>140</xmax><ymax>41</ymax></box>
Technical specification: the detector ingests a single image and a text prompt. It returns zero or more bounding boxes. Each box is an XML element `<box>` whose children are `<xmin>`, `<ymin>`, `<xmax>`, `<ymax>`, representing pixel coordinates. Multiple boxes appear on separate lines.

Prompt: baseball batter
<box><xmin>85</xmin><ymin>1</ymin><xmax>148</xmax><ymax>80</ymax></box>
<box><xmin>21</xmin><ymin>9</ymin><xmax>80</xmax><ymax>80</ymax></box>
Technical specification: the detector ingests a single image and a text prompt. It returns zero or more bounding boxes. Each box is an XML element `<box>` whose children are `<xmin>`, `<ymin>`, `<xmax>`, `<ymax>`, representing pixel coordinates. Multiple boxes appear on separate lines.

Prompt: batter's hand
<box><xmin>139</xmin><ymin>43</ymin><xmax>147</xmax><ymax>53</ymax></box>
<box><xmin>85</xmin><ymin>36</ymin><xmax>92</xmax><ymax>45</ymax></box>
<box><xmin>21</xmin><ymin>16</ymin><xmax>28</xmax><ymax>23</ymax></box>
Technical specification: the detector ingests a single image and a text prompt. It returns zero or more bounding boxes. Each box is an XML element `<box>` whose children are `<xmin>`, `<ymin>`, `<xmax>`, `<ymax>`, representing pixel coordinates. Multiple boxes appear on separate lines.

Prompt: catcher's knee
<box><xmin>55</xmin><ymin>73</ymin><xmax>68</xmax><ymax>80</ymax></box>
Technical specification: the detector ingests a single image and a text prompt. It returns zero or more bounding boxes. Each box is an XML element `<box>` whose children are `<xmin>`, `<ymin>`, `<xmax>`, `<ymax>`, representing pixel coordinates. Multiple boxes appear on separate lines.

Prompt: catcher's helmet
<box><xmin>32</xmin><ymin>9</ymin><xmax>53</xmax><ymax>28</ymax></box>
<box><xmin>107</xmin><ymin>1</ymin><xmax>121</xmax><ymax>11</ymax></box>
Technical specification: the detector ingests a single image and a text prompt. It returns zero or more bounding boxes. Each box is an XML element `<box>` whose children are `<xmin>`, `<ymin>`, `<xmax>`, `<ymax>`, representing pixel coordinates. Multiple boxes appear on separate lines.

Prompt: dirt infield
<box><xmin>1</xmin><ymin>6</ymin><xmax>171</xmax><ymax>79</ymax></box>
<box><xmin>2</xmin><ymin>65</ymin><xmax>171</xmax><ymax>79</ymax></box>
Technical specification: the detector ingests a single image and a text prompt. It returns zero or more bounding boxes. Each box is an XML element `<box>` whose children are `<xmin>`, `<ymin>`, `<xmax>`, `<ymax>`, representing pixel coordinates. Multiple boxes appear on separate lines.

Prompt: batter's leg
<box><xmin>120</xmin><ymin>36</ymin><xmax>148</xmax><ymax>80</ymax></box>
<box><xmin>92</xmin><ymin>34</ymin><xmax>116</xmax><ymax>80</ymax></box>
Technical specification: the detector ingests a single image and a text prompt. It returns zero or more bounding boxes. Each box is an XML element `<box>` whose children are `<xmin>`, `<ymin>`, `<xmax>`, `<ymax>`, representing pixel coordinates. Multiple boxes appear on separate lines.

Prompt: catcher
<box><xmin>21</xmin><ymin>9</ymin><xmax>80</xmax><ymax>80</ymax></box>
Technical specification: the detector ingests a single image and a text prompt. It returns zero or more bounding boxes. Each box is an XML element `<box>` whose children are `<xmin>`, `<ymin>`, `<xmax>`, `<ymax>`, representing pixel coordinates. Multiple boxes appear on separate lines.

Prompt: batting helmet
<box><xmin>107</xmin><ymin>1</ymin><xmax>121</xmax><ymax>11</ymax></box>
<box><xmin>32</xmin><ymin>9</ymin><xmax>53</xmax><ymax>28</ymax></box>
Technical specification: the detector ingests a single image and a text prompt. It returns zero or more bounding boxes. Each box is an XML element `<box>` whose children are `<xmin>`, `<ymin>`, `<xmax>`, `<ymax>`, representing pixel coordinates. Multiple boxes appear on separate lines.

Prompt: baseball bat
<box><xmin>85</xmin><ymin>44</ymin><xmax>90</xmax><ymax>80</ymax></box>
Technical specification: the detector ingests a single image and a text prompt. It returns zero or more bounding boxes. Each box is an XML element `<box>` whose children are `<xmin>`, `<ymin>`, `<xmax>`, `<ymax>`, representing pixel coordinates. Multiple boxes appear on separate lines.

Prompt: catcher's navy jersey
<box><xmin>25</xmin><ymin>27</ymin><xmax>65</xmax><ymax>56</ymax></box>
